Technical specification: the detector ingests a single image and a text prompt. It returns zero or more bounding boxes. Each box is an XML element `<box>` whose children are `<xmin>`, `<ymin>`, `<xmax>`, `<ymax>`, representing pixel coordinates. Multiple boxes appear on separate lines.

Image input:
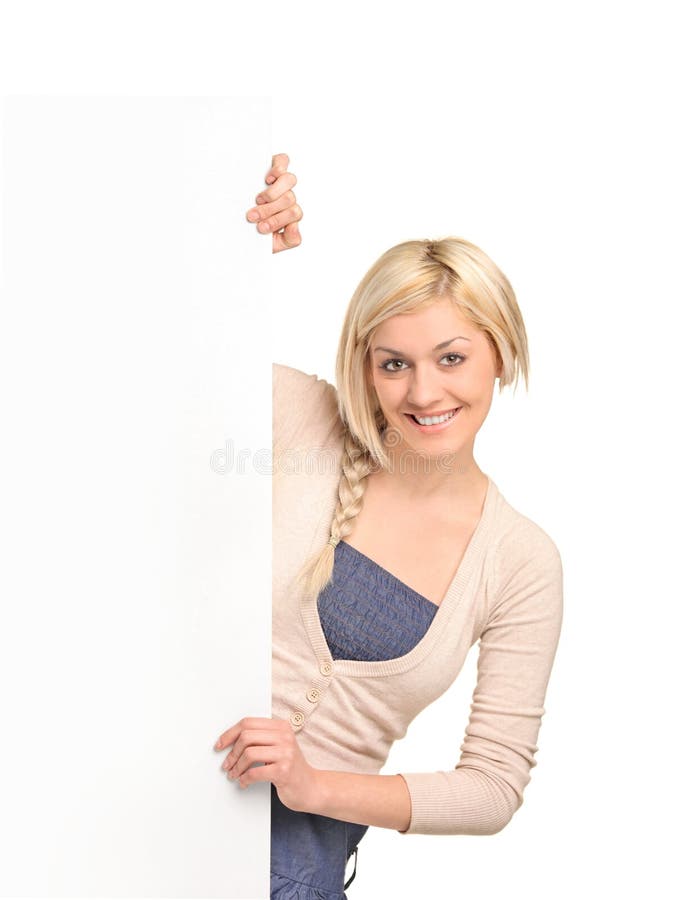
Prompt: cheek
<box><xmin>467</xmin><ymin>384</ymin><xmax>496</xmax><ymax>424</ymax></box>
<box><xmin>378</xmin><ymin>391</ymin><xmax>397</xmax><ymax>416</ymax></box>
<box><xmin>459</xmin><ymin>364</ymin><xmax>495</xmax><ymax>399</ymax></box>
<box><xmin>385</xmin><ymin>385</ymin><xmax>411</xmax><ymax>414</ymax></box>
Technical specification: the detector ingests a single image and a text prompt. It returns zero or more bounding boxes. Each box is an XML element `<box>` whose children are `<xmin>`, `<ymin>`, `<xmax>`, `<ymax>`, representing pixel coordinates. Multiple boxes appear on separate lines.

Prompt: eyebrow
<box><xmin>373</xmin><ymin>336</ymin><xmax>471</xmax><ymax>355</ymax></box>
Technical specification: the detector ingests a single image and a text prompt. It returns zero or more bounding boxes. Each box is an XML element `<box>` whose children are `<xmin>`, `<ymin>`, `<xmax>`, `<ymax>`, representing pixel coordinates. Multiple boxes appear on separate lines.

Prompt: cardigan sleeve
<box><xmin>396</xmin><ymin>520</ymin><xmax>564</xmax><ymax>836</ymax></box>
<box><xmin>272</xmin><ymin>362</ymin><xmax>341</xmax><ymax>456</ymax></box>
<box><xmin>272</xmin><ymin>362</ymin><xmax>300</xmax><ymax>454</ymax></box>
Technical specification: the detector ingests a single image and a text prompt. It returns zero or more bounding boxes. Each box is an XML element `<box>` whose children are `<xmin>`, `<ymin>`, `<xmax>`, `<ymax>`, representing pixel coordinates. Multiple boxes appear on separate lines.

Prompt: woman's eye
<box><xmin>379</xmin><ymin>354</ymin><xmax>464</xmax><ymax>373</ymax></box>
<box><xmin>381</xmin><ymin>359</ymin><xmax>406</xmax><ymax>372</ymax></box>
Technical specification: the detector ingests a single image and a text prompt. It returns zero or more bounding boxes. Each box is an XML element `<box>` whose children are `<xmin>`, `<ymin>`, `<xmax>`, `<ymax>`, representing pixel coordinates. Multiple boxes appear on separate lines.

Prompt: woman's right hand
<box><xmin>246</xmin><ymin>153</ymin><xmax>303</xmax><ymax>253</ymax></box>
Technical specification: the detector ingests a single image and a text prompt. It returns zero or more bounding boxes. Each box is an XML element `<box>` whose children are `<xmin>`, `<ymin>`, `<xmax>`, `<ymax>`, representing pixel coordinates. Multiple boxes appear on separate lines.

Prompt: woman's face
<box><xmin>367</xmin><ymin>298</ymin><xmax>501</xmax><ymax>462</ymax></box>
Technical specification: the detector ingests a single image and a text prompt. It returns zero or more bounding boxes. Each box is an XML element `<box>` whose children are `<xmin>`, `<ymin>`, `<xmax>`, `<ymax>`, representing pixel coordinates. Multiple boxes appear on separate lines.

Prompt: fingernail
<box><xmin>265</xmin><ymin>175</ymin><xmax>275</xmax><ymax>184</ymax></box>
<box><xmin>259</xmin><ymin>222</ymin><xmax>270</xmax><ymax>233</ymax></box>
<box><xmin>247</xmin><ymin>210</ymin><xmax>260</xmax><ymax>222</ymax></box>
<box><xmin>256</xmin><ymin>195</ymin><xmax>266</xmax><ymax>204</ymax></box>
<box><xmin>214</xmin><ymin>741</ymin><xmax>221</xmax><ymax>750</ymax></box>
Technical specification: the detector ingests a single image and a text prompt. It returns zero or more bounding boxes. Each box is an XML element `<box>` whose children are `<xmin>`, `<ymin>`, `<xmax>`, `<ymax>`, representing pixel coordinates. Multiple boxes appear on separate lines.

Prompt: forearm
<box><xmin>306</xmin><ymin>769</ymin><xmax>412</xmax><ymax>832</ymax></box>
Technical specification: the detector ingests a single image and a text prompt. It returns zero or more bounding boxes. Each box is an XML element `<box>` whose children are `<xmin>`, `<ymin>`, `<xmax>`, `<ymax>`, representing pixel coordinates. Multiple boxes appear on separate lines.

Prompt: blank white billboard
<box><xmin>0</xmin><ymin>96</ymin><xmax>271</xmax><ymax>898</ymax></box>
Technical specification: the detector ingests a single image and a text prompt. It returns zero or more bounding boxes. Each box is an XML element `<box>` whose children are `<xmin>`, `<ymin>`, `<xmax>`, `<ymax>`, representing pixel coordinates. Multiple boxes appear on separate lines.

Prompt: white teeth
<box><xmin>413</xmin><ymin>409</ymin><xmax>457</xmax><ymax>425</ymax></box>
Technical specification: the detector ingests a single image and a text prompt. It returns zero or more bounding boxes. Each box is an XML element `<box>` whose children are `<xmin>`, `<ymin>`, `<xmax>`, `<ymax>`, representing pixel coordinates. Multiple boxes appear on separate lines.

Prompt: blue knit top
<box><xmin>317</xmin><ymin>539</ymin><xmax>439</xmax><ymax>661</ymax></box>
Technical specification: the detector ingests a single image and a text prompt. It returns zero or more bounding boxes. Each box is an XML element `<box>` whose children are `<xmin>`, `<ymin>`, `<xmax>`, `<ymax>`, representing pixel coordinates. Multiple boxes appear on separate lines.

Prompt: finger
<box><xmin>257</xmin><ymin>204</ymin><xmax>303</xmax><ymax>235</ymax></box>
<box><xmin>246</xmin><ymin>189</ymin><xmax>297</xmax><ymax>224</ymax></box>
<box><xmin>273</xmin><ymin>221</ymin><xmax>302</xmax><ymax>254</ymax></box>
<box><xmin>214</xmin><ymin>716</ymin><xmax>268</xmax><ymax>750</ymax></box>
<box><xmin>265</xmin><ymin>152</ymin><xmax>290</xmax><ymax>184</ymax></box>
<box><xmin>223</xmin><ymin>728</ymin><xmax>283</xmax><ymax>770</ymax></box>
<box><xmin>238</xmin><ymin>760</ymin><xmax>277</xmax><ymax>788</ymax></box>
<box><xmin>214</xmin><ymin>722</ymin><xmax>241</xmax><ymax>750</ymax></box>
<box><xmin>228</xmin><ymin>747</ymin><xmax>282</xmax><ymax>783</ymax></box>
<box><xmin>255</xmin><ymin>171</ymin><xmax>297</xmax><ymax>207</ymax></box>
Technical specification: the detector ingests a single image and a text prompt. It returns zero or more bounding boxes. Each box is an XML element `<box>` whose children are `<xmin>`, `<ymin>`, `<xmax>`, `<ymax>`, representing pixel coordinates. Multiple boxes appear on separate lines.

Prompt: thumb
<box><xmin>273</xmin><ymin>221</ymin><xmax>302</xmax><ymax>254</ymax></box>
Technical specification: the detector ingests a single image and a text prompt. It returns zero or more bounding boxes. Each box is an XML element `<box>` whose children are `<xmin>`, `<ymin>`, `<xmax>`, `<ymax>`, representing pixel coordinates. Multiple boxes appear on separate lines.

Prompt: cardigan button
<box><xmin>289</xmin><ymin>711</ymin><xmax>305</xmax><ymax>727</ymax></box>
<box><xmin>320</xmin><ymin>660</ymin><xmax>333</xmax><ymax>676</ymax></box>
<box><xmin>307</xmin><ymin>688</ymin><xmax>321</xmax><ymax>703</ymax></box>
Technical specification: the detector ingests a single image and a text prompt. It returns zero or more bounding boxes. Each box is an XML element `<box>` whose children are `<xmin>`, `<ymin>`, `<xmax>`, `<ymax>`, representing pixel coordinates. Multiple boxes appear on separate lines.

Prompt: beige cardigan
<box><xmin>272</xmin><ymin>362</ymin><xmax>564</xmax><ymax>836</ymax></box>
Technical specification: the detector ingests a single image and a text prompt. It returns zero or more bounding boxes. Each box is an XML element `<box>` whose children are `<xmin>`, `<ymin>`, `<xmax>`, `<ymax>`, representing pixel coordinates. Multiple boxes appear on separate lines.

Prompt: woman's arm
<box><xmin>215</xmin><ymin>714</ymin><xmax>412</xmax><ymax>830</ymax></box>
<box><xmin>246</xmin><ymin>152</ymin><xmax>303</xmax><ymax>253</ymax></box>
<box><xmin>395</xmin><ymin>524</ymin><xmax>564</xmax><ymax>836</ymax></box>
<box><xmin>305</xmin><ymin>523</ymin><xmax>564</xmax><ymax>837</ymax></box>
<box><xmin>306</xmin><ymin>770</ymin><xmax>413</xmax><ymax>832</ymax></box>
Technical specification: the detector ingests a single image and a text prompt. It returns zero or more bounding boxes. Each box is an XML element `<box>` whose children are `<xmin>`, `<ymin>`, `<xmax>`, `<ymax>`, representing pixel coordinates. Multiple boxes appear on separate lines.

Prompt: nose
<box><xmin>406</xmin><ymin>366</ymin><xmax>448</xmax><ymax>410</ymax></box>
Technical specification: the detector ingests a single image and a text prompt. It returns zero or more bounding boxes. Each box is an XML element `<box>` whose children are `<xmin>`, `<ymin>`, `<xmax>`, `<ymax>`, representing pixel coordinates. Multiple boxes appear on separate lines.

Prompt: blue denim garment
<box><xmin>270</xmin><ymin>539</ymin><xmax>439</xmax><ymax>898</ymax></box>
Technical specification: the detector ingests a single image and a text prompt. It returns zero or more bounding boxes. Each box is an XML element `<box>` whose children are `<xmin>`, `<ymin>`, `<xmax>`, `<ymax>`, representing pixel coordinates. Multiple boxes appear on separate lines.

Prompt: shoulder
<box><xmin>273</xmin><ymin>362</ymin><xmax>335</xmax><ymax>395</ymax></box>
<box><xmin>488</xmin><ymin>487</ymin><xmax>563</xmax><ymax>611</ymax></box>
<box><xmin>492</xmin><ymin>486</ymin><xmax>562</xmax><ymax>569</ymax></box>
<box><xmin>272</xmin><ymin>362</ymin><xmax>342</xmax><ymax>449</ymax></box>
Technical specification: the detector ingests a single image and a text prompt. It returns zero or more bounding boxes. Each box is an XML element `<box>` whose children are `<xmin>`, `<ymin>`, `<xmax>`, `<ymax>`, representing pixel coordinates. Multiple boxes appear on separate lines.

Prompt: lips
<box><xmin>406</xmin><ymin>408</ymin><xmax>458</xmax><ymax>419</ymax></box>
<box><xmin>405</xmin><ymin>408</ymin><xmax>462</xmax><ymax>432</ymax></box>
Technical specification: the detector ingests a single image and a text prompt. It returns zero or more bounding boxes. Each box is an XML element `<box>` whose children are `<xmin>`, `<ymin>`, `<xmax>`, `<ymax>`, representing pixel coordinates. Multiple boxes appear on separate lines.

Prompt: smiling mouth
<box><xmin>405</xmin><ymin>408</ymin><xmax>462</xmax><ymax>430</ymax></box>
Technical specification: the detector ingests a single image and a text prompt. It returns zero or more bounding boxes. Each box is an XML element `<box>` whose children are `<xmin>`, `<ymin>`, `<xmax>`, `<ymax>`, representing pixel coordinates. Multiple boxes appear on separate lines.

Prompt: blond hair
<box><xmin>293</xmin><ymin>237</ymin><xmax>529</xmax><ymax>599</ymax></box>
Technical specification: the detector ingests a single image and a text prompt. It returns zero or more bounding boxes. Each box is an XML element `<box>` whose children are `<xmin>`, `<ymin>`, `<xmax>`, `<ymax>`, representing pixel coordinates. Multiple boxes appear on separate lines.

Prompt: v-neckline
<box><xmin>299</xmin><ymin>462</ymin><xmax>498</xmax><ymax>679</ymax></box>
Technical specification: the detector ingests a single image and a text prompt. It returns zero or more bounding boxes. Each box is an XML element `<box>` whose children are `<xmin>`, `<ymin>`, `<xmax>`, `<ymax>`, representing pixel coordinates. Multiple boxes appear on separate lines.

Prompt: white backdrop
<box><xmin>270</xmin><ymin>28</ymin><xmax>677</xmax><ymax>900</ymax></box>
<box><xmin>1</xmin><ymin>3</ymin><xmax>676</xmax><ymax>899</ymax></box>
<box><xmin>0</xmin><ymin>97</ymin><xmax>271</xmax><ymax>898</ymax></box>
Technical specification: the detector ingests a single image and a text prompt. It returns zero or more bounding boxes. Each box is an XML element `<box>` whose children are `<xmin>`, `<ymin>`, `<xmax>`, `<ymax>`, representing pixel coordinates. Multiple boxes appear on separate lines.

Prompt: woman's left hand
<box><xmin>246</xmin><ymin>153</ymin><xmax>303</xmax><ymax>254</ymax></box>
<box><xmin>214</xmin><ymin>716</ymin><xmax>322</xmax><ymax>813</ymax></box>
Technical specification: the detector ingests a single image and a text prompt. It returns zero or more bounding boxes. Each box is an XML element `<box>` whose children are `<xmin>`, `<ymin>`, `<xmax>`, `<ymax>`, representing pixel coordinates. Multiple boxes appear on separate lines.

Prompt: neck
<box><xmin>376</xmin><ymin>444</ymin><xmax>486</xmax><ymax>503</ymax></box>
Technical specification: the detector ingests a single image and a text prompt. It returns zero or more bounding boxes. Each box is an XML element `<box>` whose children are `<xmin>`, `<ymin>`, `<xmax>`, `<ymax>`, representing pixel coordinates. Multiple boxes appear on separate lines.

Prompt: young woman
<box><xmin>214</xmin><ymin>154</ymin><xmax>564</xmax><ymax>899</ymax></box>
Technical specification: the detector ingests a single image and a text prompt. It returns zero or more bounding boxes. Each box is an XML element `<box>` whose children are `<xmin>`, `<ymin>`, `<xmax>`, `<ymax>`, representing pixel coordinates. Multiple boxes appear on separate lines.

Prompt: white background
<box><xmin>271</xmin><ymin>15</ymin><xmax>677</xmax><ymax>898</ymax></box>
<box><xmin>1</xmin><ymin>2</ymin><xmax>676</xmax><ymax>899</ymax></box>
